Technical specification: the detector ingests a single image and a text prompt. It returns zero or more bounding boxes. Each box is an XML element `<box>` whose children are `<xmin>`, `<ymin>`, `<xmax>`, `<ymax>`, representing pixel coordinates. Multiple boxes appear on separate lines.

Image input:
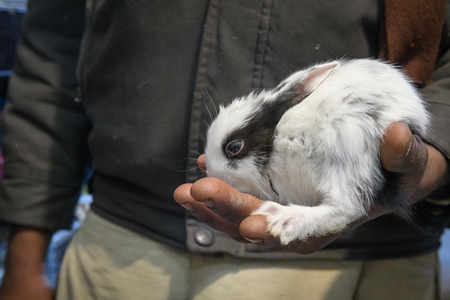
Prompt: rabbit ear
<box><xmin>277</xmin><ymin>61</ymin><xmax>340</xmax><ymax>108</ymax></box>
<box><xmin>303</xmin><ymin>61</ymin><xmax>340</xmax><ymax>94</ymax></box>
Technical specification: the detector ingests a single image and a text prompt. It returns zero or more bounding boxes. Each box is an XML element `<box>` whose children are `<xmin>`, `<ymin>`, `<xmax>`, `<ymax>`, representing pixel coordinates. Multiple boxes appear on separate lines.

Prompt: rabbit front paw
<box><xmin>253</xmin><ymin>201</ymin><xmax>349</xmax><ymax>245</ymax></box>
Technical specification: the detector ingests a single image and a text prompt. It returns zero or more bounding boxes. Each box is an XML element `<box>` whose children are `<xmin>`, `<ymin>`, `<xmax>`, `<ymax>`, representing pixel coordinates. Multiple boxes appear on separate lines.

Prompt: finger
<box><xmin>380</xmin><ymin>122</ymin><xmax>428</xmax><ymax>173</ymax></box>
<box><xmin>240</xmin><ymin>215</ymin><xmax>339</xmax><ymax>253</ymax></box>
<box><xmin>173</xmin><ymin>183</ymin><xmax>244</xmax><ymax>241</ymax></box>
<box><xmin>173</xmin><ymin>183</ymin><xmax>195</xmax><ymax>211</ymax></box>
<box><xmin>380</xmin><ymin>122</ymin><xmax>413</xmax><ymax>172</ymax></box>
<box><xmin>403</xmin><ymin>134</ymin><xmax>428</xmax><ymax>178</ymax></box>
<box><xmin>197</xmin><ymin>154</ymin><xmax>206</xmax><ymax>172</ymax></box>
<box><xmin>239</xmin><ymin>214</ymin><xmax>279</xmax><ymax>247</ymax></box>
<box><xmin>380</xmin><ymin>122</ymin><xmax>428</xmax><ymax>198</ymax></box>
<box><xmin>190</xmin><ymin>177</ymin><xmax>264</xmax><ymax>224</ymax></box>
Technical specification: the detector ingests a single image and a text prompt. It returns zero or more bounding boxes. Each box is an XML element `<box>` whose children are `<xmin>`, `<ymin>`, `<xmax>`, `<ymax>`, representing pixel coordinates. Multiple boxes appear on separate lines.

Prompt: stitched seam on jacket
<box><xmin>251</xmin><ymin>0</ymin><xmax>273</xmax><ymax>89</ymax></box>
<box><xmin>185</xmin><ymin>0</ymin><xmax>220</xmax><ymax>184</ymax></box>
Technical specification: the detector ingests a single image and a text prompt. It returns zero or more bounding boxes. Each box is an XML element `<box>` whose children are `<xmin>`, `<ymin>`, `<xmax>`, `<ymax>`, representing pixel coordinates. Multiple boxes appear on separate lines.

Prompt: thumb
<box><xmin>380</xmin><ymin>122</ymin><xmax>428</xmax><ymax>172</ymax></box>
<box><xmin>380</xmin><ymin>122</ymin><xmax>428</xmax><ymax>196</ymax></box>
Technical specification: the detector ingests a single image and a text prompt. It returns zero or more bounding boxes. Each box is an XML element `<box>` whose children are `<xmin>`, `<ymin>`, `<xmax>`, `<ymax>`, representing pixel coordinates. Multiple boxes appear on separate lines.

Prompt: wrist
<box><xmin>412</xmin><ymin>144</ymin><xmax>449</xmax><ymax>201</ymax></box>
<box><xmin>424</xmin><ymin>147</ymin><xmax>450</xmax><ymax>204</ymax></box>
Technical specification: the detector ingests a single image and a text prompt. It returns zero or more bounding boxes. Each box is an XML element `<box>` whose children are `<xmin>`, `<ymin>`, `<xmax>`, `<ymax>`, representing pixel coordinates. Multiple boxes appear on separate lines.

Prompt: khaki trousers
<box><xmin>56</xmin><ymin>211</ymin><xmax>441</xmax><ymax>300</ymax></box>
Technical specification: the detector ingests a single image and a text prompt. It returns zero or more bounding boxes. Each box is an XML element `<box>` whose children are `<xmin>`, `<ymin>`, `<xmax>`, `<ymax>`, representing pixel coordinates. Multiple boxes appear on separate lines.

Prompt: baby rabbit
<box><xmin>204</xmin><ymin>59</ymin><xmax>429</xmax><ymax>245</ymax></box>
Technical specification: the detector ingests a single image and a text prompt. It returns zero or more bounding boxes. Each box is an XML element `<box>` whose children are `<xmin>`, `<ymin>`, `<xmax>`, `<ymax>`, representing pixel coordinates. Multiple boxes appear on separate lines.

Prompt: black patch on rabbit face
<box><xmin>222</xmin><ymin>85</ymin><xmax>311</xmax><ymax>171</ymax></box>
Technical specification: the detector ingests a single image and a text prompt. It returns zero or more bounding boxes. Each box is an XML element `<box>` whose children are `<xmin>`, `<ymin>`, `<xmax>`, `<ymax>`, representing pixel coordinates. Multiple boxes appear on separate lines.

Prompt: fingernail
<box><xmin>180</xmin><ymin>203</ymin><xmax>193</xmax><ymax>212</ymax></box>
<box><xmin>243</xmin><ymin>237</ymin><xmax>263</xmax><ymax>244</ymax></box>
<box><xmin>401</xmin><ymin>133</ymin><xmax>414</xmax><ymax>160</ymax></box>
<box><xmin>202</xmin><ymin>200</ymin><xmax>215</xmax><ymax>208</ymax></box>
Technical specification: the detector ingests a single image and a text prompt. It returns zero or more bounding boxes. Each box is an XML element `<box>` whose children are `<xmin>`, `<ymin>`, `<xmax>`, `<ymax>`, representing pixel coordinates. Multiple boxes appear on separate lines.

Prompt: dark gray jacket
<box><xmin>1</xmin><ymin>0</ymin><xmax>450</xmax><ymax>259</ymax></box>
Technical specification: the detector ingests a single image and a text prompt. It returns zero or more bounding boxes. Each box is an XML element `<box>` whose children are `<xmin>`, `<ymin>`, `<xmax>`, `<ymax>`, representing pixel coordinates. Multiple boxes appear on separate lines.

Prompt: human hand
<box><xmin>0</xmin><ymin>273</ymin><xmax>53</xmax><ymax>300</ymax></box>
<box><xmin>0</xmin><ymin>227</ymin><xmax>54</xmax><ymax>300</ymax></box>
<box><xmin>174</xmin><ymin>122</ymin><xmax>447</xmax><ymax>253</ymax></box>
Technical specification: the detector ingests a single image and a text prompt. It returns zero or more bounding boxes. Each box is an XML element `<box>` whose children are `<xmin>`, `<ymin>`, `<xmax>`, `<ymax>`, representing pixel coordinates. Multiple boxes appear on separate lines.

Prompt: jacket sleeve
<box><xmin>421</xmin><ymin>28</ymin><xmax>450</xmax><ymax>160</ymax></box>
<box><xmin>411</xmin><ymin>30</ymin><xmax>450</xmax><ymax>231</ymax></box>
<box><xmin>0</xmin><ymin>0</ymin><xmax>89</xmax><ymax>230</ymax></box>
<box><xmin>419</xmin><ymin>3</ymin><xmax>450</xmax><ymax>203</ymax></box>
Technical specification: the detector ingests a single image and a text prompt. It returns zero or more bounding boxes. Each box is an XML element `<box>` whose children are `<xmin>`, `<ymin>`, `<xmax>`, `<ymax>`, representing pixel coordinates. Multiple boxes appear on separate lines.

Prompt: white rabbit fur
<box><xmin>204</xmin><ymin>59</ymin><xmax>429</xmax><ymax>245</ymax></box>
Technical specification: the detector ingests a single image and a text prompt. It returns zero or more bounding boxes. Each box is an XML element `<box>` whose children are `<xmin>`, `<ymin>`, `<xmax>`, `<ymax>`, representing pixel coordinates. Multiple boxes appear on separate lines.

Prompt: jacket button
<box><xmin>194</xmin><ymin>228</ymin><xmax>214</xmax><ymax>246</ymax></box>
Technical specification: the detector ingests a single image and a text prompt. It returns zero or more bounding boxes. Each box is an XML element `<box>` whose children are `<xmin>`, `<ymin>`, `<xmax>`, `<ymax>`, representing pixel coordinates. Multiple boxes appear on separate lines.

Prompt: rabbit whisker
<box><xmin>204</xmin><ymin>83</ymin><xmax>218</xmax><ymax>118</ymax></box>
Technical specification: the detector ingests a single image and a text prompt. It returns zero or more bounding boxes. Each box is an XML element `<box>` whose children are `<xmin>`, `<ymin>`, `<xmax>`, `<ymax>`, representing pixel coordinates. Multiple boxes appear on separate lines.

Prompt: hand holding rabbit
<box><xmin>174</xmin><ymin>122</ymin><xmax>447</xmax><ymax>253</ymax></box>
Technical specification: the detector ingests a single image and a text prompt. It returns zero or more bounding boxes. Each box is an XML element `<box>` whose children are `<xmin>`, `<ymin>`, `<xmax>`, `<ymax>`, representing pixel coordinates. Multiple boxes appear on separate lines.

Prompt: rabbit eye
<box><xmin>225</xmin><ymin>139</ymin><xmax>244</xmax><ymax>157</ymax></box>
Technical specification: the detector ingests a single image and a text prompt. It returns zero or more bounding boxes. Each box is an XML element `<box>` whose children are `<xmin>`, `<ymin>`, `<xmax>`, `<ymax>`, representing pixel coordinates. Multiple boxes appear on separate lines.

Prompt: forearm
<box><xmin>0</xmin><ymin>226</ymin><xmax>53</xmax><ymax>299</ymax></box>
<box><xmin>3</xmin><ymin>226</ymin><xmax>51</xmax><ymax>279</ymax></box>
